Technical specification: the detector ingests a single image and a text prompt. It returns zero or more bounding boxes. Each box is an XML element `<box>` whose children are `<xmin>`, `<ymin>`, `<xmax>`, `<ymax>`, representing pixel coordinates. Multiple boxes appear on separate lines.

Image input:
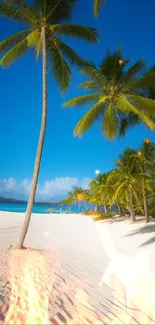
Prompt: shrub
<box><xmin>85</xmin><ymin>210</ymin><xmax>98</xmax><ymax>216</ymax></box>
<box><xmin>93</xmin><ymin>211</ymin><xmax>115</xmax><ymax>221</ymax></box>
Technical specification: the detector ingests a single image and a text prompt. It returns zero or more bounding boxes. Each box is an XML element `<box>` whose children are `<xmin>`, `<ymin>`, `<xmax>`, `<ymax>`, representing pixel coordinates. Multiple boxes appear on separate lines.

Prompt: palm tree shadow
<box><xmin>140</xmin><ymin>237</ymin><xmax>155</xmax><ymax>247</ymax></box>
<box><xmin>124</xmin><ymin>224</ymin><xmax>155</xmax><ymax>237</ymax></box>
<box><xmin>107</xmin><ymin>217</ymin><xmax>129</xmax><ymax>224</ymax></box>
<box><xmin>124</xmin><ymin>224</ymin><xmax>155</xmax><ymax>247</ymax></box>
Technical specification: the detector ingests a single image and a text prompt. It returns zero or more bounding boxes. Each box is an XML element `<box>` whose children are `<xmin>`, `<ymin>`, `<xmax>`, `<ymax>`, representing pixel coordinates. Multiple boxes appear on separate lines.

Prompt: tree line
<box><xmin>61</xmin><ymin>139</ymin><xmax>155</xmax><ymax>223</ymax></box>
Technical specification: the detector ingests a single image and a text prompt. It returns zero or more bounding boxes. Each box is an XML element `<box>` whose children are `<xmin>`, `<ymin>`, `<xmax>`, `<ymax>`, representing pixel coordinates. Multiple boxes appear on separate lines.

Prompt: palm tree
<box><xmin>117</xmin><ymin>140</ymin><xmax>155</xmax><ymax>222</ymax></box>
<box><xmin>94</xmin><ymin>0</ymin><xmax>105</xmax><ymax>18</ymax></box>
<box><xmin>148</xmin><ymin>181</ymin><xmax>155</xmax><ymax>217</ymax></box>
<box><xmin>72</xmin><ymin>187</ymin><xmax>85</xmax><ymax>211</ymax></box>
<box><xmin>0</xmin><ymin>0</ymin><xmax>97</xmax><ymax>248</ymax></box>
<box><xmin>108</xmin><ymin>148</ymin><xmax>144</xmax><ymax>221</ymax></box>
<box><xmin>89</xmin><ymin>173</ymin><xmax>109</xmax><ymax>213</ymax></box>
<box><xmin>62</xmin><ymin>47</ymin><xmax>155</xmax><ymax>140</ymax></box>
<box><xmin>82</xmin><ymin>189</ymin><xmax>91</xmax><ymax>211</ymax></box>
<box><xmin>137</xmin><ymin>140</ymin><xmax>155</xmax><ymax>222</ymax></box>
<box><xmin>65</xmin><ymin>187</ymin><xmax>85</xmax><ymax>212</ymax></box>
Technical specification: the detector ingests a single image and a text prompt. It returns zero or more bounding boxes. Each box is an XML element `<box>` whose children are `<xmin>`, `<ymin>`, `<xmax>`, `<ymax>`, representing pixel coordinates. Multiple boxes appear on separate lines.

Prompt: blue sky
<box><xmin>0</xmin><ymin>0</ymin><xmax>155</xmax><ymax>201</ymax></box>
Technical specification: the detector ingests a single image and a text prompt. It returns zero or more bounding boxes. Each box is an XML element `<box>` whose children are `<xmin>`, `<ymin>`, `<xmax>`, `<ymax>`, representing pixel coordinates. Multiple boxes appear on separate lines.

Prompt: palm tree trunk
<box><xmin>142</xmin><ymin>179</ymin><xmax>149</xmax><ymax>223</ymax></box>
<box><xmin>104</xmin><ymin>204</ymin><xmax>107</xmax><ymax>213</ymax></box>
<box><xmin>129</xmin><ymin>188</ymin><xmax>136</xmax><ymax>222</ymax></box>
<box><xmin>116</xmin><ymin>201</ymin><xmax>121</xmax><ymax>217</ymax></box>
<box><xmin>16</xmin><ymin>26</ymin><xmax>47</xmax><ymax>249</ymax></box>
<box><xmin>95</xmin><ymin>204</ymin><xmax>97</xmax><ymax>213</ymax></box>
<box><xmin>85</xmin><ymin>201</ymin><xmax>88</xmax><ymax>211</ymax></box>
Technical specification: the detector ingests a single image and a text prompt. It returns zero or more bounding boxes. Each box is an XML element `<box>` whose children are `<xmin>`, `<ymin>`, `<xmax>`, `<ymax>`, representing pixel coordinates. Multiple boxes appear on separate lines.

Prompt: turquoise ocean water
<box><xmin>0</xmin><ymin>203</ymin><xmax>52</xmax><ymax>213</ymax></box>
<box><xmin>0</xmin><ymin>203</ymin><xmax>85</xmax><ymax>214</ymax></box>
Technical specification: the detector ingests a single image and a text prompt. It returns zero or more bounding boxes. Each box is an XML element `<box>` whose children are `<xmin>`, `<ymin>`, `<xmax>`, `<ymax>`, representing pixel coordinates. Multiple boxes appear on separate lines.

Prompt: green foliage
<box><xmin>93</xmin><ymin>212</ymin><xmax>115</xmax><ymax>221</ymax></box>
<box><xmin>62</xmin><ymin>47</ymin><xmax>155</xmax><ymax>138</ymax></box>
<box><xmin>94</xmin><ymin>0</ymin><xmax>105</xmax><ymax>18</ymax></box>
<box><xmin>50</xmin><ymin>24</ymin><xmax>98</xmax><ymax>42</ymax></box>
<box><xmin>61</xmin><ymin>140</ymin><xmax>155</xmax><ymax>223</ymax></box>
<box><xmin>0</xmin><ymin>0</ymin><xmax>98</xmax><ymax>91</ymax></box>
<box><xmin>62</xmin><ymin>94</ymin><xmax>103</xmax><ymax>108</ymax></box>
<box><xmin>74</xmin><ymin>99</ymin><xmax>107</xmax><ymax>138</ymax></box>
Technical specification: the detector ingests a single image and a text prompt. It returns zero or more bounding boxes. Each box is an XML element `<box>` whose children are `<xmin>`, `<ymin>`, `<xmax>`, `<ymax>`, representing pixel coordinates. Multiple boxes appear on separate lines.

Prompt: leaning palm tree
<box><xmin>62</xmin><ymin>47</ymin><xmax>155</xmax><ymax>140</ymax></box>
<box><xmin>94</xmin><ymin>0</ymin><xmax>105</xmax><ymax>18</ymax></box>
<box><xmin>0</xmin><ymin>0</ymin><xmax>97</xmax><ymax>248</ymax></box>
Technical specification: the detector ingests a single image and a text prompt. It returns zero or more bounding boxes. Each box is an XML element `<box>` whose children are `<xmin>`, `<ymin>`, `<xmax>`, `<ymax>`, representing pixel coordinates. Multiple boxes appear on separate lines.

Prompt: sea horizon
<box><xmin>0</xmin><ymin>202</ymin><xmax>86</xmax><ymax>214</ymax></box>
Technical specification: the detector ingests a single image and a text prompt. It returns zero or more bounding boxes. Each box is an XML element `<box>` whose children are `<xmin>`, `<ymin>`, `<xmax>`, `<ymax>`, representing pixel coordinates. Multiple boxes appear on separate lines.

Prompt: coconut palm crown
<box><xmin>0</xmin><ymin>0</ymin><xmax>98</xmax><ymax>91</ymax></box>
<box><xmin>62</xmin><ymin>47</ymin><xmax>155</xmax><ymax>139</ymax></box>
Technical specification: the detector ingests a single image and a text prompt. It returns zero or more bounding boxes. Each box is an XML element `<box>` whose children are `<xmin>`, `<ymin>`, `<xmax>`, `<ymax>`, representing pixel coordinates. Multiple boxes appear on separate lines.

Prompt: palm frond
<box><xmin>117</xmin><ymin>97</ymin><xmax>155</xmax><ymax>129</ymax></box>
<box><xmin>94</xmin><ymin>0</ymin><xmax>105</xmax><ymax>18</ymax></box>
<box><xmin>62</xmin><ymin>94</ymin><xmax>104</xmax><ymax>108</ymax></box>
<box><xmin>47</xmin><ymin>37</ymin><xmax>71</xmax><ymax>91</ymax></box>
<box><xmin>5</xmin><ymin>0</ymin><xmax>39</xmax><ymax>22</ymax></box>
<box><xmin>81</xmin><ymin>65</ymin><xmax>106</xmax><ymax>85</ymax></box>
<box><xmin>27</xmin><ymin>30</ymin><xmax>40</xmax><ymax>46</ymax></box>
<box><xmin>101</xmin><ymin>104</ymin><xmax>117</xmax><ymax>139</ymax></box>
<box><xmin>111</xmin><ymin>181</ymin><xmax>128</xmax><ymax>204</ymax></box>
<box><xmin>99</xmin><ymin>46</ymin><xmax>130</xmax><ymax>83</ymax></box>
<box><xmin>123</xmin><ymin>59</ymin><xmax>145</xmax><ymax>82</ymax></box>
<box><xmin>0</xmin><ymin>2</ymin><xmax>34</xmax><ymax>24</ymax></box>
<box><xmin>0</xmin><ymin>30</ymin><xmax>40</xmax><ymax>67</ymax></box>
<box><xmin>147</xmin><ymin>67</ymin><xmax>155</xmax><ymax>97</ymax></box>
<box><xmin>56</xmin><ymin>39</ymin><xmax>89</xmax><ymax>68</ymax></box>
<box><xmin>127</xmin><ymin>71</ymin><xmax>155</xmax><ymax>91</ymax></box>
<box><xmin>0</xmin><ymin>41</ymin><xmax>28</xmax><ymax>67</ymax></box>
<box><xmin>127</xmin><ymin>94</ymin><xmax>155</xmax><ymax>117</ymax></box>
<box><xmin>0</xmin><ymin>29</ymin><xmax>31</xmax><ymax>53</ymax></box>
<box><xmin>0</xmin><ymin>3</ymin><xmax>19</xmax><ymax>18</ymax></box>
<box><xmin>39</xmin><ymin>0</ymin><xmax>76</xmax><ymax>23</ymax></box>
<box><xmin>51</xmin><ymin>24</ymin><xmax>98</xmax><ymax>42</ymax></box>
<box><xmin>73</xmin><ymin>99</ymin><xmax>107</xmax><ymax>137</ymax></box>
<box><xmin>77</xmin><ymin>81</ymin><xmax>102</xmax><ymax>91</ymax></box>
<box><xmin>119</xmin><ymin>114</ymin><xmax>140</xmax><ymax>137</ymax></box>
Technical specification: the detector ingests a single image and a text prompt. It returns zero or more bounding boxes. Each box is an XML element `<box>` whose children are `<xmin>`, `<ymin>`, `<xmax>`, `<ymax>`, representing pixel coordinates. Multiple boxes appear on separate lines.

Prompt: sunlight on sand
<box><xmin>0</xmin><ymin>212</ymin><xmax>155</xmax><ymax>324</ymax></box>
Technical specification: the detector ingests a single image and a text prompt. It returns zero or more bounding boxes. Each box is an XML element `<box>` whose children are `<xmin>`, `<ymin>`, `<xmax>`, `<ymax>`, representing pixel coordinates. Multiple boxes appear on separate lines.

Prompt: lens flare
<box><xmin>95</xmin><ymin>221</ymin><xmax>155</xmax><ymax>324</ymax></box>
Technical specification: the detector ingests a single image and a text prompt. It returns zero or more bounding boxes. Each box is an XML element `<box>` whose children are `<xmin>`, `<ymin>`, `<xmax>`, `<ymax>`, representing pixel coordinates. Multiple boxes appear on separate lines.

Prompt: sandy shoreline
<box><xmin>0</xmin><ymin>211</ymin><xmax>155</xmax><ymax>324</ymax></box>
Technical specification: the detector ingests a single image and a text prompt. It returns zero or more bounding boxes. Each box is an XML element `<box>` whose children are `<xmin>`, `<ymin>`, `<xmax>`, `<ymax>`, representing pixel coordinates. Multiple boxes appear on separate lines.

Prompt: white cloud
<box><xmin>0</xmin><ymin>176</ymin><xmax>91</xmax><ymax>202</ymax></box>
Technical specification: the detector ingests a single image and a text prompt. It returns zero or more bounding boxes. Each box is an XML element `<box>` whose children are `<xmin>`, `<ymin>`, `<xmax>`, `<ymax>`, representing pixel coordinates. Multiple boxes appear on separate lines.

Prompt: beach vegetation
<box><xmin>63</xmin><ymin>140</ymin><xmax>155</xmax><ymax>223</ymax></box>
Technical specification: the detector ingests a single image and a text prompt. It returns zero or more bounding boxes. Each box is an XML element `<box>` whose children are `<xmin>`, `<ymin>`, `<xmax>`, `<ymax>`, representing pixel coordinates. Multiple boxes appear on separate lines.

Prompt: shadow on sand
<box><xmin>107</xmin><ymin>217</ymin><xmax>129</xmax><ymax>224</ymax></box>
<box><xmin>98</xmin><ymin>217</ymin><xmax>129</xmax><ymax>224</ymax></box>
<box><xmin>124</xmin><ymin>224</ymin><xmax>155</xmax><ymax>247</ymax></box>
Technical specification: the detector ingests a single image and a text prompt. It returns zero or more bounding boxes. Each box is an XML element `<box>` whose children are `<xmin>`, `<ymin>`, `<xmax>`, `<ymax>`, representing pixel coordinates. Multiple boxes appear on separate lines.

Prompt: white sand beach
<box><xmin>0</xmin><ymin>212</ymin><xmax>155</xmax><ymax>324</ymax></box>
